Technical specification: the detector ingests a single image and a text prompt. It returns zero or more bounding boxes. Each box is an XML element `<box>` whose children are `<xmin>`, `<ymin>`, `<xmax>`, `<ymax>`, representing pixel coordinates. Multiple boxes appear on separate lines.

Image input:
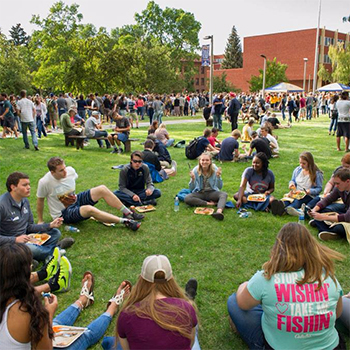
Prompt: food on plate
<box><xmin>247</xmin><ymin>194</ymin><xmax>266</xmax><ymax>202</ymax></box>
<box><xmin>28</xmin><ymin>233</ymin><xmax>50</xmax><ymax>245</ymax></box>
<box><xmin>194</xmin><ymin>207</ymin><xmax>214</xmax><ymax>215</ymax></box>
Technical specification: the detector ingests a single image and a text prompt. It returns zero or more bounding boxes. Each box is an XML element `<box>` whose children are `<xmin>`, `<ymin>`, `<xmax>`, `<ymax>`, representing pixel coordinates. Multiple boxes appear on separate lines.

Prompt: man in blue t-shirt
<box><xmin>219</xmin><ymin>129</ymin><xmax>243</xmax><ymax>161</ymax></box>
<box><xmin>196</xmin><ymin>128</ymin><xmax>219</xmax><ymax>158</ymax></box>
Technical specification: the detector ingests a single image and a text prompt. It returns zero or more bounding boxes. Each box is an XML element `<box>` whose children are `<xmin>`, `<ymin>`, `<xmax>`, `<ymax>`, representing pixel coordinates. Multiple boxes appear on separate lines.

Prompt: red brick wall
<box><xmin>214</xmin><ymin>68</ymin><xmax>244</xmax><ymax>91</ymax></box>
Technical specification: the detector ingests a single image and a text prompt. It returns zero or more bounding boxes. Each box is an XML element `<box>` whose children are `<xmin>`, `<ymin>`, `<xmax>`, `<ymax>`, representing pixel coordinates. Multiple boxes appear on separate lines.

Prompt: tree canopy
<box><xmin>0</xmin><ymin>1</ymin><xmax>201</xmax><ymax>95</ymax></box>
<box><xmin>248</xmin><ymin>58</ymin><xmax>288</xmax><ymax>92</ymax></box>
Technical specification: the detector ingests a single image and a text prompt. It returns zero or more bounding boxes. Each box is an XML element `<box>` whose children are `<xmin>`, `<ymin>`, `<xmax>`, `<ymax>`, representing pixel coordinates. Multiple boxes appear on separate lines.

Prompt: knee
<box><xmin>48</xmin><ymin>228</ymin><xmax>61</xmax><ymax>240</ymax></box>
<box><xmin>82</xmin><ymin>205</ymin><xmax>96</xmax><ymax>216</ymax></box>
<box><xmin>96</xmin><ymin>185</ymin><xmax>108</xmax><ymax>194</ymax></box>
<box><xmin>227</xmin><ymin>293</ymin><xmax>238</xmax><ymax>316</ymax></box>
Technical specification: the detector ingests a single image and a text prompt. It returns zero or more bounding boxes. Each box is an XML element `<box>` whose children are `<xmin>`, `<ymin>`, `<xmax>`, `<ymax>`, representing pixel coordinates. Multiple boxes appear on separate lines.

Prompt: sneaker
<box><xmin>44</xmin><ymin>247</ymin><xmax>61</xmax><ymax>281</ymax></box>
<box><xmin>309</xmin><ymin>219</ymin><xmax>317</xmax><ymax>228</ymax></box>
<box><xmin>123</xmin><ymin>208</ymin><xmax>145</xmax><ymax>221</ymax></box>
<box><xmin>286</xmin><ymin>206</ymin><xmax>302</xmax><ymax>217</ymax></box>
<box><xmin>270</xmin><ymin>200</ymin><xmax>285</xmax><ymax>216</ymax></box>
<box><xmin>56</xmin><ymin>256</ymin><xmax>72</xmax><ymax>293</ymax></box>
<box><xmin>34</xmin><ymin>146</ymin><xmax>39</xmax><ymax>151</ymax></box>
<box><xmin>124</xmin><ymin>219</ymin><xmax>141</xmax><ymax>231</ymax></box>
<box><xmin>318</xmin><ymin>231</ymin><xmax>341</xmax><ymax>241</ymax></box>
<box><xmin>185</xmin><ymin>278</ymin><xmax>198</xmax><ymax>300</ymax></box>
<box><xmin>212</xmin><ymin>211</ymin><xmax>224</xmax><ymax>221</ymax></box>
<box><xmin>57</xmin><ymin>237</ymin><xmax>75</xmax><ymax>250</ymax></box>
<box><xmin>118</xmin><ymin>147</ymin><xmax>123</xmax><ymax>153</ymax></box>
<box><xmin>110</xmin><ymin>148</ymin><xmax>119</xmax><ymax>154</ymax></box>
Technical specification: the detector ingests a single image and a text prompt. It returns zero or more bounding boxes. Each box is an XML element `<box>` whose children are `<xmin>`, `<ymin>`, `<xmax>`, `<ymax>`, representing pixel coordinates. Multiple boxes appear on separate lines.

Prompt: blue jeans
<box><xmin>213</xmin><ymin>113</ymin><xmax>222</xmax><ymax>131</ymax></box>
<box><xmin>339</xmin><ymin>297</ymin><xmax>350</xmax><ymax>331</ymax></box>
<box><xmin>91</xmin><ymin>130</ymin><xmax>110</xmax><ymax>147</ymax></box>
<box><xmin>27</xmin><ymin>228</ymin><xmax>61</xmax><ymax>261</ymax></box>
<box><xmin>306</xmin><ymin>105</ymin><xmax>312</xmax><ymax>120</ymax></box>
<box><xmin>53</xmin><ymin>304</ymin><xmax>112</xmax><ymax>350</ymax></box>
<box><xmin>153</xmin><ymin>111</ymin><xmax>163</xmax><ymax>124</ymax></box>
<box><xmin>281</xmin><ymin>107</ymin><xmax>286</xmax><ymax>121</ymax></box>
<box><xmin>36</xmin><ymin>116</ymin><xmax>47</xmax><ymax>138</ymax></box>
<box><xmin>165</xmin><ymin>138</ymin><xmax>175</xmax><ymax>147</ymax></box>
<box><xmin>314</xmin><ymin>204</ymin><xmax>347</xmax><ymax>236</ymax></box>
<box><xmin>21</xmin><ymin>121</ymin><xmax>38</xmax><ymax>148</ymax></box>
<box><xmin>227</xmin><ymin>293</ymin><xmax>265</xmax><ymax>349</ymax></box>
<box><xmin>288</xmin><ymin>110</ymin><xmax>293</xmax><ymax>123</ymax></box>
<box><xmin>59</xmin><ymin>108</ymin><xmax>67</xmax><ymax>117</ymax></box>
<box><xmin>16</xmin><ymin>116</ymin><xmax>22</xmax><ymax>132</ymax></box>
<box><xmin>284</xmin><ymin>195</ymin><xmax>313</xmax><ymax>210</ymax></box>
<box><xmin>114</xmin><ymin>189</ymin><xmax>161</xmax><ymax>206</ymax></box>
<box><xmin>329</xmin><ymin>118</ymin><xmax>338</xmax><ymax>133</ymax></box>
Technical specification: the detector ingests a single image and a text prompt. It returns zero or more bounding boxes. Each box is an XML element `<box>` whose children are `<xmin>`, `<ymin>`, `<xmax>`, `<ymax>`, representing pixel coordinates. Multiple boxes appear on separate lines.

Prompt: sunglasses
<box><xmin>132</xmin><ymin>159</ymin><xmax>142</xmax><ymax>164</ymax></box>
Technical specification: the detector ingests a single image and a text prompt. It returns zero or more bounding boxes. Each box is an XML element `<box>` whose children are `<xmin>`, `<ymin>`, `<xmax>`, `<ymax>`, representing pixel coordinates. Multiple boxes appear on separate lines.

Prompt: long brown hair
<box><xmin>117</xmin><ymin>271</ymin><xmax>195</xmax><ymax>339</ymax></box>
<box><xmin>299</xmin><ymin>151</ymin><xmax>322</xmax><ymax>185</ymax></box>
<box><xmin>0</xmin><ymin>244</ymin><xmax>53</xmax><ymax>347</ymax></box>
<box><xmin>263</xmin><ymin>223</ymin><xmax>344</xmax><ymax>287</ymax></box>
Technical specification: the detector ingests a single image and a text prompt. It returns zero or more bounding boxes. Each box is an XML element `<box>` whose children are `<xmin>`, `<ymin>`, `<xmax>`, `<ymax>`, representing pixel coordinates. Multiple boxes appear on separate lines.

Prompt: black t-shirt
<box><xmin>250</xmin><ymin>138</ymin><xmax>272</xmax><ymax>159</ymax></box>
<box><xmin>115</xmin><ymin>117</ymin><xmax>130</xmax><ymax>136</ymax></box>
<box><xmin>196</xmin><ymin>137</ymin><xmax>210</xmax><ymax>157</ymax></box>
<box><xmin>267</xmin><ymin>117</ymin><xmax>280</xmax><ymax>127</ymax></box>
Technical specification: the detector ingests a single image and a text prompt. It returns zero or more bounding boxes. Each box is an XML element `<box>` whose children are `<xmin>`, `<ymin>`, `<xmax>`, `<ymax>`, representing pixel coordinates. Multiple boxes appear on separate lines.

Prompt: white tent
<box><xmin>318</xmin><ymin>83</ymin><xmax>350</xmax><ymax>92</ymax></box>
<box><xmin>265</xmin><ymin>82</ymin><xmax>304</xmax><ymax>93</ymax></box>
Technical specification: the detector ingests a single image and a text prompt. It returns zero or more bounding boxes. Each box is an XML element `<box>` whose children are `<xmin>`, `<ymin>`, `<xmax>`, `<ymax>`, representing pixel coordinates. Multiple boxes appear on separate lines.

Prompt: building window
<box><xmin>195</xmin><ymin>78</ymin><xmax>199</xmax><ymax>86</ymax></box>
<box><xmin>324</xmin><ymin>54</ymin><xmax>331</xmax><ymax>64</ymax></box>
<box><xmin>324</xmin><ymin>37</ymin><xmax>334</xmax><ymax>46</ymax></box>
<box><xmin>201</xmin><ymin>78</ymin><xmax>205</xmax><ymax>85</ymax></box>
<box><xmin>201</xmin><ymin>66</ymin><xmax>205</xmax><ymax>74</ymax></box>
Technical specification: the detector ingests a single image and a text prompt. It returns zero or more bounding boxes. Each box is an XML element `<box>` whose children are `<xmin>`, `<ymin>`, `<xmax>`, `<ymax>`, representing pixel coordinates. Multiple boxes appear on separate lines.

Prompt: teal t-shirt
<box><xmin>248</xmin><ymin>270</ymin><xmax>342</xmax><ymax>350</ymax></box>
<box><xmin>3</xmin><ymin>100</ymin><xmax>14</xmax><ymax>118</ymax></box>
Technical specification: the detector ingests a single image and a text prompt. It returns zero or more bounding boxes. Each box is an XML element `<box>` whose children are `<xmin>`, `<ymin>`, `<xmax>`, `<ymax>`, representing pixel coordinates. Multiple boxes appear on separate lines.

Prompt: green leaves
<box><xmin>327</xmin><ymin>43</ymin><xmax>350</xmax><ymax>84</ymax></box>
<box><xmin>248</xmin><ymin>57</ymin><xmax>288</xmax><ymax>92</ymax></box>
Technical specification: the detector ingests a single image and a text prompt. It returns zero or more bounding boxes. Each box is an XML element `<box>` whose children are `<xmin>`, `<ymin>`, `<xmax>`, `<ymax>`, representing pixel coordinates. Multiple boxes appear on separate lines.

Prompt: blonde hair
<box><xmin>117</xmin><ymin>271</ymin><xmax>195</xmax><ymax>339</ymax></box>
<box><xmin>263</xmin><ymin>223</ymin><xmax>344</xmax><ymax>287</ymax></box>
<box><xmin>198</xmin><ymin>152</ymin><xmax>215</xmax><ymax>177</ymax></box>
<box><xmin>159</xmin><ymin>123</ymin><xmax>166</xmax><ymax>129</ymax></box>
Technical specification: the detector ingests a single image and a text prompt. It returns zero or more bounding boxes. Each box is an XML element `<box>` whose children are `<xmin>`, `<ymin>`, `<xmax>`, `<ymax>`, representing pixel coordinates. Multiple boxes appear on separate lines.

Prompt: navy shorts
<box><xmin>61</xmin><ymin>190</ymin><xmax>97</xmax><ymax>224</ymax></box>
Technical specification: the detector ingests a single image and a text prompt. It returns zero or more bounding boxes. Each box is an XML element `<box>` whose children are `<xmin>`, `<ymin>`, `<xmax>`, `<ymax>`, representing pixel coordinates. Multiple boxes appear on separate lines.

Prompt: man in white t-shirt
<box><xmin>37</xmin><ymin>157</ymin><xmax>143</xmax><ymax>231</ymax></box>
<box><xmin>16</xmin><ymin>90</ymin><xmax>39</xmax><ymax>150</ymax></box>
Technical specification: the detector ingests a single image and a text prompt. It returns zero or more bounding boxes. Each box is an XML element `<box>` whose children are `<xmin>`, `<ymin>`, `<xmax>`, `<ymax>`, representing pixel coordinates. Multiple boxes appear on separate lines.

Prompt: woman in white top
<box><xmin>328</xmin><ymin>95</ymin><xmax>339</xmax><ymax>136</ymax></box>
<box><xmin>34</xmin><ymin>96</ymin><xmax>48</xmax><ymax>138</ymax></box>
<box><xmin>335</xmin><ymin>91</ymin><xmax>350</xmax><ymax>151</ymax></box>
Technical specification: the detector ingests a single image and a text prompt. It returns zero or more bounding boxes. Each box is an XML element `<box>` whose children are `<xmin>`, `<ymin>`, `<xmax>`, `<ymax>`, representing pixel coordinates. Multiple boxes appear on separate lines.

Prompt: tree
<box><xmin>213</xmin><ymin>73</ymin><xmax>240</xmax><ymax>93</ymax></box>
<box><xmin>9</xmin><ymin>24</ymin><xmax>30</xmax><ymax>46</ymax></box>
<box><xmin>248</xmin><ymin>58</ymin><xmax>288</xmax><ymax>92</ymax></box>
<box><xmin>327</xmin><ymin>43</ymin><xmax>350</xmax><ymax>84</ymax></box>
<box><xmin>221</xmin><ymin>26</ymin><xmax>243</xmax><ymax>69</ymax></box>
<box><xmin>135</xmin><ymin>1</ymin><xmax>201</xmax><ymax>62</ymax></box>
<box><xmin>317</xmin><ymin>64</ymin><xmax>332</xmax><ymax>83</ymax></box>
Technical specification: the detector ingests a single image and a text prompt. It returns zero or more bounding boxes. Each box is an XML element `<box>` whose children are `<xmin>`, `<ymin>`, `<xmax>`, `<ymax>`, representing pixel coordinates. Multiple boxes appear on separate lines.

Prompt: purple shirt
<box><xmin>117</xmin><ymin>298</ymin><xmax>197</xmax><ymax>349</ymax></box>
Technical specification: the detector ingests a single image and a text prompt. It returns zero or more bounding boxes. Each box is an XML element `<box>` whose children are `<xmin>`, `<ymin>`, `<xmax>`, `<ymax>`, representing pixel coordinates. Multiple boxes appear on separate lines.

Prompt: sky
<box><xmin>1</xmin><ymin>0</ymin><xmax>350</xmax><ymax>54</ymax></box>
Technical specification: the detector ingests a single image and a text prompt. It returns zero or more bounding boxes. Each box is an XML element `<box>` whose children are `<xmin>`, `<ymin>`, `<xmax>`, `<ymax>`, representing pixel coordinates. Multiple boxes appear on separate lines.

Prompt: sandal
<box><xmin>107</xmin><ymin>280</ymin><xmax>132</xmax><ymax>309</ymax></box>
<box><xmin>79</xmin><ymin>271</ymin><xmax>95</xmax><ymax>309</ymax></box>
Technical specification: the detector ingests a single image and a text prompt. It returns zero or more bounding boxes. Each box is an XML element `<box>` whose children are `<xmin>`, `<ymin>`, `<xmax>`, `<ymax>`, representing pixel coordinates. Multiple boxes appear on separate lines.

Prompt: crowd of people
<box><xmin>1</xmin><ymin>87</ymin><xmax>350</xmax><ymax>349</ymax></box>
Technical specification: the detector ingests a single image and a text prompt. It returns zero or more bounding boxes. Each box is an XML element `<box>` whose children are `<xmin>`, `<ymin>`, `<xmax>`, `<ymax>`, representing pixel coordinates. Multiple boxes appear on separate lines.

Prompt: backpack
<box><xmin>185</xmin><ymin>137</ymin><xmax>202</xmax><ymax>159</ymax></box>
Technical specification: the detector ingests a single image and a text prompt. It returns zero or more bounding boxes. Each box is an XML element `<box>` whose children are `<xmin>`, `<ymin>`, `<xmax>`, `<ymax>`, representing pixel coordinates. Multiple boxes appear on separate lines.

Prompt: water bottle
<box><xmin>65</xmin><ymin>225</ymin><xmax>80</xmax><ymax>233</ymax></box>
<box><xmin>239</xmin><ymin>212</ymin><xmax>252</xmax><ymax>218</ymax></box>
<box><xmin>298</xmin><ymin>212</ymin><xmax>305</xmax><ymax>225</ymax></box>
<box><xmin>174</xmin><ymin>196</ymin><xmax>180</xmax><ymax>212</ymax></box>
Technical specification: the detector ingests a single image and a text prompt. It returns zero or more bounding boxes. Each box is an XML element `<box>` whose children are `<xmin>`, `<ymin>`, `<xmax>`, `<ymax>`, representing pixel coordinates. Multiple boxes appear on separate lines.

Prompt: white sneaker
<box><xmin>286</xmin><ymin>206</ymin><xmax>302</xmax><ymax>217</ymax></box>
<box><xmin>318</xmin><ymin>231</ymin><xmax>341</xmax><ymax>241</ymax></box>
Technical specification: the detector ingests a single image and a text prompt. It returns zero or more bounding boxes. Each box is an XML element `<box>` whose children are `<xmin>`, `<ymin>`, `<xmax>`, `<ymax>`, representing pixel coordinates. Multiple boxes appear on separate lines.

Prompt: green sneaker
<box><xmin>57</xmin><ymin>256</ymin><xmax>72</xmax><ymax>293</ymax></box>
<box><xmin>44</xmin><ymin>247</ymin><xmax>61</xmax><ymax>281</ymax></box>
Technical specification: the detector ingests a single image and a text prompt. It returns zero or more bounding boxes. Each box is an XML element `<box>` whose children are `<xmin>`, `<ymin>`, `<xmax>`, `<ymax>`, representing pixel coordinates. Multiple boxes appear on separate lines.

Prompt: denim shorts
<box><xmin>61</xmin><ymin>189</ymin><xmax>97</xmax><ymax>224</ymax></box>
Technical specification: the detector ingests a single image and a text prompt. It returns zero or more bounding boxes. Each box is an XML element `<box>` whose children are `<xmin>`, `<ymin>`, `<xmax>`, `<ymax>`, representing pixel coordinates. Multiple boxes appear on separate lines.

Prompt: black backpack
<box><xmin>185</xmin><ymin>137</ymin><xmax>202</xmax><ymax>159</ymax></box>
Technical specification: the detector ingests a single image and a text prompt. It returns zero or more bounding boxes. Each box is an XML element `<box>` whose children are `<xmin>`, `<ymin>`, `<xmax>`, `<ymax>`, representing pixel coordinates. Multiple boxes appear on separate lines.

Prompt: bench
<box><xmin>65</xmin><ymin>135</ymin><xmax>139</xmax><ymax>151</ymax></box>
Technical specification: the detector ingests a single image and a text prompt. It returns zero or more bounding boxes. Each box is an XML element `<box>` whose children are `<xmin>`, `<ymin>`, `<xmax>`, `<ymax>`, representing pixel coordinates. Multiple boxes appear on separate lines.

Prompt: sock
<box><xmin>37</xmin><ymin>268</ymin><xmax>47</xmax><ymax>281</ymax></box>
<box><xmin>121</xmin><ymin>205</ymin><xmax>132</xmax><ymax>216</ymax></box>
<box><xmin>119</xmin><ymin>218</ymin><xmax>127</xmax><ymax>224</ymax></box>
<box><xmin>113</xmin><ymin>145</ymin><xmax>118</xmax><ymax>150</ymax></box>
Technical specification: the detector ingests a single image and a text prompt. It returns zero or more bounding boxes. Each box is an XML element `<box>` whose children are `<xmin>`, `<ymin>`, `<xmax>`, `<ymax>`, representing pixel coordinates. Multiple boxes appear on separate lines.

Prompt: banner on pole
<box><xmin>201</xmin><ymin>45</ymin><xmax>210</xmax><ymax>66</ymax></box>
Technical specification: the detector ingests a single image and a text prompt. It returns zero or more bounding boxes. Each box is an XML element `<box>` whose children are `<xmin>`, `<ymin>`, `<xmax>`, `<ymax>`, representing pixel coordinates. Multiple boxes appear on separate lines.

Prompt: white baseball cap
<box><xmin>141</xmin><ymin>255</ymin><xmax>173</xmax><ymax>283</ymax></box>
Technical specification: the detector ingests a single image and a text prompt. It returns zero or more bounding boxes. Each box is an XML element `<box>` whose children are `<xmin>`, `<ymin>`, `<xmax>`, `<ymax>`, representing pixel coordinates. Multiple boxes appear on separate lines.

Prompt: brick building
<box><xmin>213</xmin><ymin>28</ymin><xmax>349</xmax><ymax>92</ymax></box>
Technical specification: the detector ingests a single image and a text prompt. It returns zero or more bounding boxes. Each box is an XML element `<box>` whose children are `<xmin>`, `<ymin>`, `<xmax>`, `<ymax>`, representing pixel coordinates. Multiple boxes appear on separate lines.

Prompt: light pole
<box><xmin>261</xmin><ymin>54</ymin><xmax>267</xmax><ymax>99</ymax></box>
<box><xmin>303</xmin><ymin>58</ymin><xmax>308</xmax><ymax>93</ymax></box>
<box><xmin>204</xmin><ymin>35</ymin><xmax>214</xmax><ymax>104</ymax></box>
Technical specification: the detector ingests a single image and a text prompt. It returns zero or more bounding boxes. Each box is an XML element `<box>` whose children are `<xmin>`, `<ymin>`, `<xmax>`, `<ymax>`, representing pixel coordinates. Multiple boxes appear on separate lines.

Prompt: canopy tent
<box><xmin>265</xmin><ymin>82</ymin><xmax>304</xmax><ymax>93</ymax></box>
<box><xmin>318</xmin><ymin>83</ymin><xmax>350</xmax><ymax>92</ymax></box>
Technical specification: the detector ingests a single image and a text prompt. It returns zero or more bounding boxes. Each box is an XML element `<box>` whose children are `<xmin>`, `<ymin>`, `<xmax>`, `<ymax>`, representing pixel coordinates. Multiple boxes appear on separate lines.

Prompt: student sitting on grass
<box><xmin>227</xmin><ymin>223</ymin><xmax>344</xmax><ymax>350</ymax></box>
<box><xmin>309</xmin><ymin>167</ymin><xmax>350</xmax><ymax>242</ymax></box>
<box><xmin>108</xmin><ymin>111</ymin><xmax>131</xmax><ymax>154</ymax></box>
<box><xmin>218</xmin><ymin>130</ymin><xmax>246</xmax><ymax>162</ymax></box>
<box><xmin>241</xmin><ymin>118</ymin><xmax>255</xmax><ymax>143</ymax></box>
<box><xmin>207</xmin><ymin>127</ymin><xmax>221</xmax><ymax>149</ymax></box>
<box><xmin>0</xmin><ymin>242</ymin><xmax>130</xmax><ymax>350</ymax></box>
<box><xmin>243</xmin><ymin>131</ymin><xmax>272</xmax><ymax>159</ymax></box>
<box><xmin>185</xmin><ymin>152</ymin><xmax>227</xmax><ymax>220</ymax></box>
<box><xmin>271</xmin><ymin>152</ymin><xmax>323</xmax><ymax>217</ymax></box>
<box><xmin>234</xmin><ymin>152</ymin><xmax>276</xmax><ymax>211</ymax></box>
<box><xmin>195</xmin><ymin>128</ymin><xmax>219</xmax><ymax>159</ymax></box>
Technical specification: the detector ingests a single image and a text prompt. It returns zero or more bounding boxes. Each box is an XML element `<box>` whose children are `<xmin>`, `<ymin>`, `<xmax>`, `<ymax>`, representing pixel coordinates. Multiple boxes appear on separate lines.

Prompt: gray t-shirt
<box><xmin>243</xmin><ymin>167</ymin><xmax>275</xmax><ymax>194</ymax></box>
<box><xmin>153</xmin><ymin>100</ymin><xmax>163</xmax><ymax>112</ymax></box>
<box><xmin>85</xmin><ymin>117</ymin><xmax>98</xmax><ymax>137</ymax></box>
<box><xmin>336</xmin><ymin>99</ymin><xmax>350</xmax><ymax>123</ymax></box>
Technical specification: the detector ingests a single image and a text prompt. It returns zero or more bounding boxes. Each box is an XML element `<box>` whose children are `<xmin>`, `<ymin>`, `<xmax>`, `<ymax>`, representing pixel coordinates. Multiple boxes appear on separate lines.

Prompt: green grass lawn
<box><xmin>0</xmin><ymin>114</ymin><xmax>349</xmax><ymax>349</ymax></box>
